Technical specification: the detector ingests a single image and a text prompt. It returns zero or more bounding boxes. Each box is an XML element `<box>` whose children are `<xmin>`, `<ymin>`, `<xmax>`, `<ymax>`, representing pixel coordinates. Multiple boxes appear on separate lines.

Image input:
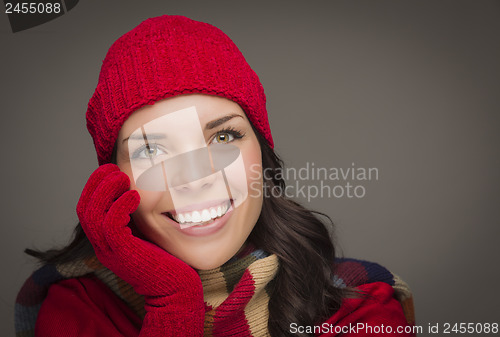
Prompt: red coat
<box><xmin>35</xmin><ymin>275</ymin><xmax>413</xmax><ymax>336</ymax></box>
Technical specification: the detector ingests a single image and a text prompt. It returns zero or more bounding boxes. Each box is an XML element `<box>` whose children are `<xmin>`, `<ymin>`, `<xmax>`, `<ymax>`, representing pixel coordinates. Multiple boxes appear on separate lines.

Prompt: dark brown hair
<box><xmin>26</xmin><ymin>128</ymin><xmax>344</xmax><ymax>337</ymax></box>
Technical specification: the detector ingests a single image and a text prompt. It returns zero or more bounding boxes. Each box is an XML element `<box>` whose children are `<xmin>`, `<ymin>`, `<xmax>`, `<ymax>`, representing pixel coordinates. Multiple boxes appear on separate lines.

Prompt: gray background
<box><xmin>1</xmin><ymin>1</ymin><xmax>499</xmax><ymax>335</ymax></box>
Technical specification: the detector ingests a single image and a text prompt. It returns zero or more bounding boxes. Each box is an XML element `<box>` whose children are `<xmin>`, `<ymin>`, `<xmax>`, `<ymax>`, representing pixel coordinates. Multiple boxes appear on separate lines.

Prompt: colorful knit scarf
<box><xmin>15</xmin><ymin>246</ymin><xmax>415</xmax><ymax>336</ymax></box>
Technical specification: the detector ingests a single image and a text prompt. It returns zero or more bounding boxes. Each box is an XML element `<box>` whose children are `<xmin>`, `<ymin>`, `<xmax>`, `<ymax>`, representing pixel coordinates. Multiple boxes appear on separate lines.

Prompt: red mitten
<box><xmin>77</xmin><ymin>164</ymin><xmax>205</xmax><ymax>336</ymax></box>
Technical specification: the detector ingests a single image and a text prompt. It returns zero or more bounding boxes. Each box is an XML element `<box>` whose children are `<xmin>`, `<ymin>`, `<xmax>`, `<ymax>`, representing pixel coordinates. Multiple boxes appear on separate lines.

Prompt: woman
<box><xmin>15</xmin><ymin>15</ymin><xmax>415</xmax><ymax>336</ymax></box>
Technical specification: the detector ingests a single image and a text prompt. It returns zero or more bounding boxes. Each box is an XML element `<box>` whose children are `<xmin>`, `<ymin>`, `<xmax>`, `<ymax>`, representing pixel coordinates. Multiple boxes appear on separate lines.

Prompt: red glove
<box><xmin>77</xmin><ymin>164</ymin><xmax>205</xmax><ymax>336</ymax></box>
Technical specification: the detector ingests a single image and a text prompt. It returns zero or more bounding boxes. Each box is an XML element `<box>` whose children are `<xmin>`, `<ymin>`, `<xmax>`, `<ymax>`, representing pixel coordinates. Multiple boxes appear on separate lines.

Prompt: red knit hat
<box><xmin>87</xmin><ymin>15</ymin><xmax>273</xmax><ymax>165</ymax></box>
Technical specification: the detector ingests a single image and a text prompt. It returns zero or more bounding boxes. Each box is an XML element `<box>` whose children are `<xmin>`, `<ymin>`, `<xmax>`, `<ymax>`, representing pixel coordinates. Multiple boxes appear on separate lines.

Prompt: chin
<box><xmin>187</xmin><ymin>255</ymin><xmax>232</xmax><ymax>271</ymax></box>
<box><xmin>179</xmin><ymin>242</ymin><xmax>242</xmax><ymax>270</ymax></box>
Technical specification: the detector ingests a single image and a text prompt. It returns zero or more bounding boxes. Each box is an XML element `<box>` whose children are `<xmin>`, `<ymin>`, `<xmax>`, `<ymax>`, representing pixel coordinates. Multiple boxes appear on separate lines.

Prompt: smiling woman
<box><xmin>116</xmin><ymin>94</ymin><xmax>264</xmax><ymax>270</ymax></box>
<box><xmin>15</xmin><ymin>15</ymin><xmax>415</xmax><ymax>337</ymax></box>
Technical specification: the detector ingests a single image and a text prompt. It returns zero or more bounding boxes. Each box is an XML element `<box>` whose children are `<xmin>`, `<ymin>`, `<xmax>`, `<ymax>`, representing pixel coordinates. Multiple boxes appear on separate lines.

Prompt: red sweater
<box><xmin>35</xmin><ymin>275</ymin><xmax>413</xmax><ymax>336</ymax></box>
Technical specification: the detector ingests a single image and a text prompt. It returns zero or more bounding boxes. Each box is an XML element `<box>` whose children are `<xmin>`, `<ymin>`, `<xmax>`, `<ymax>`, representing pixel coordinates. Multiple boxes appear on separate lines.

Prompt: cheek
<box><xmin>235</xmin><ymin>142</ymin><xmax>264</xmax><ymax>218</ymax></box>
<box><xmin>126</xmin><ymin>170</ymin><xmax>168</xmax><ymax>220</ymax></box>
<box><xmin>238</xmin><ymin>146</ymin><xmax>263</xmax><ymax>234</ymax></box>
<box><xmin>244</xmin><ymin>144</ymin><xmax>263</xmax><ymax>194</ymax></box>
<box><xmin>119</xmin><ymin>162</ymin><xmax>169</xmax><ymax>212</ymax></box>
<box><xmin>134</xmin><ymin>190</ymin><xmax>164</xmax><ymax>213</ymax></box>
<box><xmin>219</xmin><ymin>141</ymin><xmax>262</xmax><ymax>206</ymax></box>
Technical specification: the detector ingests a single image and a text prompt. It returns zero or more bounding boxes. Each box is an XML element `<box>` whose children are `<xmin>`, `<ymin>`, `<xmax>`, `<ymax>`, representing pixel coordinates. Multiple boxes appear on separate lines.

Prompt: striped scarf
<box><xmin>15</xmin><ymin>246</ymin><xmax>415</xmax><ymax>336</ymax></box>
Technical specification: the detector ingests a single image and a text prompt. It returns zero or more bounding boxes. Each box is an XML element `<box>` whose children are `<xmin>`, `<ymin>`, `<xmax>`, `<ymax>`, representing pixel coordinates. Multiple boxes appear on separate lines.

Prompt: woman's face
<box><xmin>116</xmin><ymin>94</ymin><xmax>263</xmax><ymax>270</ymax></box>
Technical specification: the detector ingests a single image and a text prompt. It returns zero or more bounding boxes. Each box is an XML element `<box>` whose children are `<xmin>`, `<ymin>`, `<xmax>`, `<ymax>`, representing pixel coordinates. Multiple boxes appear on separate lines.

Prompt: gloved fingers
<box><xmin>103</xmin><ymin>188</ymin><xmax>165</xmax><ymax>268</ymax></box>
<box><xmin>103</xmin><ymin>189</ymin><xmax>140</xmax><ymax>246</ymax></box>
<box><xmin>87</xmin><ymin>174</ymin><xmax>204</xmax><ymax>298</ymax></box>
<box><xmin>77</xmin><ymin>164</ymin><xmax>120</xmax><ymax>219</ymax></box>
<box><xmin>102</xmin><ymin>190</ymin><xmax>176</xmax><ymax>293</ymax></box>
<box><xmin>103</xmin><ymin>191</ymin><xmax>200</xmax><ymax>292</ymax></box>
<box><xmin>81</xmin><ymin>170</ymin><xmax>130</xmax><ymax>247</ymax></box>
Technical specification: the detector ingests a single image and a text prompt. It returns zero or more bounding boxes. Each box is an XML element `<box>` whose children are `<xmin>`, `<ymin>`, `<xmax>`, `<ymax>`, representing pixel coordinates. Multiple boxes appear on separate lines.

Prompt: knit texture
<box><xmin>76</xmin><ymin>163</ymin><xmax>205</xmax><ymax>336</ymax></box>
<box><xmin>87</xmin><ymin>15</ymin><xmax>273</xmax><ymax>165</ymax></box>
<box><xmin>15</xmin><ymin>249</ymin><xmax>415</xmax><ymax>336</ymax></box>
<box><xmin>197</xmin><ymin>244</ymin><xmax>277</xmax><ymax>336</ymax></box>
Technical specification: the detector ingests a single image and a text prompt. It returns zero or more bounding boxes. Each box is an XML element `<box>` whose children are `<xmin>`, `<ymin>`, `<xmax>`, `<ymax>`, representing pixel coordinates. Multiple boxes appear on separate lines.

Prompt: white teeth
<box><xmin>201</xmin><ymin>209</ymin><xmax>211</xmax><ymax>222</ymax></box>
<box><xmin>170</xmin><ymin>200</ymin><xmax>231</xmax><ymax>225</ymax></box>
<box><xmin>192</xmin><ymin>211</ymin><xmax>201</xmax><ymax>223</ymax></box>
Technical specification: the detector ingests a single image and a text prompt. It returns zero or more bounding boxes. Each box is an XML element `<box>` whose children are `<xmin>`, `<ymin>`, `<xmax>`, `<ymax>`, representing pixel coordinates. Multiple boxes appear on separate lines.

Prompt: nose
<box><xmin>167</xmin><ymin>147</ymin><xmax>217</xmax><ymax>191</ymax></box>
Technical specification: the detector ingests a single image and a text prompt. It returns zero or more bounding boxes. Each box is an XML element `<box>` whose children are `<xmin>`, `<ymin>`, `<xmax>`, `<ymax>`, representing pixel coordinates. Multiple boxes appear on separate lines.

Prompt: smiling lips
<box><xmin>164</xmin><ymin>200</ymin><xmax>232</xmax><ymax>228</ymax></box>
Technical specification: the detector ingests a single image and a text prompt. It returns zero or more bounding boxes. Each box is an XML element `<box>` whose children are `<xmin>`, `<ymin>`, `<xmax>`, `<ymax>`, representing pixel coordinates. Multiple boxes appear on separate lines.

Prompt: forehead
<box><xmin>118</xmin><ymin>94</ymin><xmax>246</xmax><ymax>140</ymax></box>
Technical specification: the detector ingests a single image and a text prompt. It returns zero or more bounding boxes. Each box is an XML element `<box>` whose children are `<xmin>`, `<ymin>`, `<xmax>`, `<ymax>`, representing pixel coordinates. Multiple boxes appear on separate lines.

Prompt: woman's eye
<box><xmin>144</xmin><ymin>146</ymin><xmax>157</xmax><ymax>157</ymax></box>
<box><xmin>212</xmin><ymin>132</ymin><xmax>235</xmax><ymax>144</ymax></box>
<box><xmin>132</xmin><ymin>144</ymin><xmax>166</xmax><ymax>159</ymax></box>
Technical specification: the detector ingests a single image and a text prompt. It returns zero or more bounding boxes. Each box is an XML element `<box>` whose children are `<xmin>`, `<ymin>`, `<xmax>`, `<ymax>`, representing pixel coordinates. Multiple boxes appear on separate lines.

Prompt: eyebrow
<box><xmin>122</xmin><ymin>113</ymin><xmax>244</xmax><ymax>143</ymax></box>
<box><xmin>122</xmin><ymin>133</ymin><xmax>166</xmax><ymax>143</ymax></box>
<box><xmin>205</xmin><ymin>113</ymin><xmax>244</xmax><ymax>130</ymax></box>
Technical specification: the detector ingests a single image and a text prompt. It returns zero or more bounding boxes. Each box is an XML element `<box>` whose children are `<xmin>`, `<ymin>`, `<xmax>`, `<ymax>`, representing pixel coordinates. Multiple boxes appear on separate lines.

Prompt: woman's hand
<box><xmin>77</xmin><ymin>164</ymin><xmax>205</xmax><ymax>336</ymax></box>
